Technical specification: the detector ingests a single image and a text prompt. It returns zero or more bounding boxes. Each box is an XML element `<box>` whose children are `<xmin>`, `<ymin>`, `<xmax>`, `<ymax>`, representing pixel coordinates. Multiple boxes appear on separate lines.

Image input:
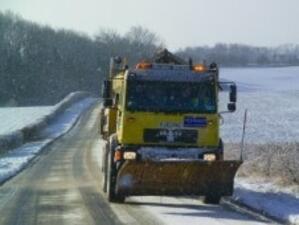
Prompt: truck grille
<box><xmin>143</xmin><ymin>129</ymin><xmax>197</xmax><ymax>144</ymax></box>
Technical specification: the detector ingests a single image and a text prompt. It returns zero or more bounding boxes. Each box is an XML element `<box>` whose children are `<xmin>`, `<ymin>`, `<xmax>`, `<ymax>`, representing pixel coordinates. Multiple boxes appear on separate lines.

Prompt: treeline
<box><xmin>177</xmin><ymin>43</ymin><xmax>299</xmax><ymax>67</ymax></box>
<box><xmin>2</xmin><ymin>11</ymin><xmax>299</xmax><ymax>106</ymax></box>
<box><xmin>0</xmin><ymin>11</ymin><xmax>163</xmax><ymax>106</ymax></box>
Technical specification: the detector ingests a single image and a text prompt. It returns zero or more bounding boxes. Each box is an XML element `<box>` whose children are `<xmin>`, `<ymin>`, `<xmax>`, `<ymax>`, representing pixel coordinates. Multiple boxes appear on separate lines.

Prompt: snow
<box><xmin>221</xmin><ymin>67</ymin><xmax>299</xmax><ymax>92</ymax></box>
<box><xmin>126</xmin><ymin>196</ymin><xmax>269</xmax><ymax>225</ymax></box>
<box><xmin>220</xmin><ymin>66</ymin><xmax>299</xmax><ymax>143</ymax></box>
<box><xmin>0</xmin><ymin>141</ymin><xmax>49</xmax><ymax>182</ymax></box>
<box><xmin>234</xmin><ymin>179</ymin><xmax>299</xmax><ymax>224</ymax></box>
<box><xmin>0</xmin><ymin>106</ymin><xmax>54</xmax><ymax>136</ymax></box>
<box><xmin>219</xmin><ymin>67</ymin><xmax>299</xmax><ymax>224</ymax></box>
<box><xmin>0</xmin><ymin>98</ymin><xmax>95</xmax><ymax>183</ymax></box>
<box><xmin>138</xmin><ymin>147</ymin><xmax>205</xmax><ymax>161</ymax></box>
<box><xmin>0</xmin><ymin>92</ymin><xmax>89</xmax><ymax>152</ymax></box>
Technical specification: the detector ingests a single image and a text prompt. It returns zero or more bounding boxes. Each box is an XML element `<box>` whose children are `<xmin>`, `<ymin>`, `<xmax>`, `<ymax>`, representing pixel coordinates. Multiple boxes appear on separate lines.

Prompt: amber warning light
<box><xmin>136</xmin><ymin>63</ymin><xmax>152</xmax><ymax>70</ymax></box>
<box><xmin>193</xmin><ymin>64</ymin><xmax>207</xmax><ymax>72</ymax></box>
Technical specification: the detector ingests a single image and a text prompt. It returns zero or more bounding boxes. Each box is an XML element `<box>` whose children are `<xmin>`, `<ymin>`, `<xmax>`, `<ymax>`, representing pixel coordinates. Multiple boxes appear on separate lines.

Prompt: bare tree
<box><xmin>125</xmin><ymin>26</ymin><xmax>164</xmax><ymax>47</ymax></box>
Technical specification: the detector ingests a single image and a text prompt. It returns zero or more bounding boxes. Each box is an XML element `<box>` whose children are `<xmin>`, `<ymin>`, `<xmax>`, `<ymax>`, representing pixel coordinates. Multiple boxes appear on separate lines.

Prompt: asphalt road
<box><xmin>0</xmin><ymin>104</ymin><xmax>276</xmax><ymax>225</ymax></box>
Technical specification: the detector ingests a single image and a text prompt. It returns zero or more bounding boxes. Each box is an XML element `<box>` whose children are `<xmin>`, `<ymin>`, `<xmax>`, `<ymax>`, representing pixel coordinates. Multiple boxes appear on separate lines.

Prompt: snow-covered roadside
<box><xmin>0</xmin><ymin>98</ymin><xmax>96</xmax><ymax>184</ymax></box>
<box><xmin>0</xmin><ymin>106</ymin><xmax>53</xmax><ymax>136</ymax></box>
<box><xmin>0</xmin><ymin>92</ymin><xmax>89</xmax><ymax>153</ymax></box>
<box><xmin>232</xmin><ymin>178</ymin><xmax>299</xmax><ymax>224</ymax></box>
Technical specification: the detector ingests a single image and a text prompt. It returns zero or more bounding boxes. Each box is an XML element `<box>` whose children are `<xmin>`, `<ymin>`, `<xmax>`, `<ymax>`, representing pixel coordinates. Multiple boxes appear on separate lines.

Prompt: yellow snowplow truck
<box><xmin>100</xmin><ymin>49</ymin><xmax>242</xmax><ymax>204</ymax></box>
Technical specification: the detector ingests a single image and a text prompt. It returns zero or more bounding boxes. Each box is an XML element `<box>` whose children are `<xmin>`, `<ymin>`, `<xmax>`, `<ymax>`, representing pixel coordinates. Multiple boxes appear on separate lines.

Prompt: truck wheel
<box><xmin>107</xmin><ymin>151</ymin><xmax>125</xmax><ymax>203</ymax></box>
<box><xmin>101</xmin><ymin>143</ymin><xmax>109</xmax><ymax>193</ymax></box>
<box><xmin>203</xmin><ymin>195</ymin><xmax>221</xmax><ymax>204</ymax></box>
<box><xmin>99</xmin><ymin>109</ymin><xmax>105</xmax><ymax>136</ymax></box>
<box><xmin>107</xmin><ymin>136</ymin><xmax>125</xmax><ymax>203</ymax></box>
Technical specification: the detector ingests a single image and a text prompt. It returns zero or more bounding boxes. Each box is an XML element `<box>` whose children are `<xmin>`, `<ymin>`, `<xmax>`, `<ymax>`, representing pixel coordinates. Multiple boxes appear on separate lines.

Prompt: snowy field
<box><xmin>0</xmin><ymin>106</ymin><xmax>54</xmax><ymax>136</ymax></box>
<box><xmin>0</xmin><ymin>98</ymin><xmax>95</xmax><ymax>183</ymax></box>
<box><xmin>220</xmin><ymin>66</ymin><xmax>299</xmax><ymax>143</ymax></box>
<box><xmin>220</xmin><ymin>67</ymin><xmax>299</xmax><ymax>224</ymax></box>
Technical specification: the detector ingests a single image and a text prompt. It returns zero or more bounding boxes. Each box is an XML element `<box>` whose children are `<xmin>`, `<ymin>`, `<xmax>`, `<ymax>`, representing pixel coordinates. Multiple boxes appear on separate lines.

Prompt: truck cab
<box><xmin>100</xmin><ymin>50</ymin><xmax>240</xmax><ymax>204</ymax></box>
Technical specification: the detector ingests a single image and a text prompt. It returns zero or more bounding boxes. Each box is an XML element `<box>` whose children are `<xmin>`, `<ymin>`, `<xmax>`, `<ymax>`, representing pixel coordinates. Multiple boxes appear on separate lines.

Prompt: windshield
<box><xmin>126</xmin><ymin>80</ymin><xmax>216</xmax><ymax>113</ymax></box>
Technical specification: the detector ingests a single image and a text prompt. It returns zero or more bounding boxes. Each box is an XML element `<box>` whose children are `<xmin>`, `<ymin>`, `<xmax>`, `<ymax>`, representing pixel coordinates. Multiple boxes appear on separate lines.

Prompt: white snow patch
<box><xmin>0</xmin><ymin>140</ymin><xmax>50</xmax><ymax>181</ymax></box>
<box><xmin>0</xmin><ymin>106</ymin><xmax>53</xmax><ymax>136</ymax></box>
<box><xmin>0</xmin><ymin>98</ymin><xmax>95</xmax><ymax>183</ymax></box>
<box><xmin>234</xmin><ymin>178</ymin><xmax>299</xmax><ymax>224</ymax></box>
<box><xmin>138</xmin><ymin>147</ymin><xmax>205</xmax><ymax>161</ymax></box>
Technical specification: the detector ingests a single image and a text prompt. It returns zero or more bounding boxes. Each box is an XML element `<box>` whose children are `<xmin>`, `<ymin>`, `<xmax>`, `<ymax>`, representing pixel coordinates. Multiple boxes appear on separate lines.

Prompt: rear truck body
<box><xmin>100</xmin><ymin>49</ymin><xmax>242</xmax><ymax>204</ymax></box>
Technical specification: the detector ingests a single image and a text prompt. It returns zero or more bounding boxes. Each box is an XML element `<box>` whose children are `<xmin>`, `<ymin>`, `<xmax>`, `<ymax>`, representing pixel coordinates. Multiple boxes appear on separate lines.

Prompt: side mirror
<box><xmin>228</xmin><ymin>103</ymin><xmax>236</xmax><ymax>112</ymax></box>
<box><xmin>103</xmin><ymin>98</ymin><xmax>113</xmax><ymax>107</ymax></box>
<box><xmin>102</xmin><ymin>80</ymin><xmax>111</xmax><ymax>99</ymax></box>
<box><xmin>229</xmin><ymin>85</ymin><xmax>237</xmax><ymax>102</ymax></box>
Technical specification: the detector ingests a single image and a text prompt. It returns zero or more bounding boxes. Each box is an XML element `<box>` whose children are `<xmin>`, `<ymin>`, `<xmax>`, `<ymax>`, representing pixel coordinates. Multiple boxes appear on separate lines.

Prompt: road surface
<box><xmin>0</xmin><ymin>104</ymin><xmax>276</xmax><ymax>225</ymax></box>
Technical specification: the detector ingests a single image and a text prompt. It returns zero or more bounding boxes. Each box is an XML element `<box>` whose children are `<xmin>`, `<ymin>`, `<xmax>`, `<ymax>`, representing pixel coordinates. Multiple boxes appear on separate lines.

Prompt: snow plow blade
<box><xmin>116</xmin><ymin>160</ymin><xmax>242</xmax><ymax>196</ymax></box>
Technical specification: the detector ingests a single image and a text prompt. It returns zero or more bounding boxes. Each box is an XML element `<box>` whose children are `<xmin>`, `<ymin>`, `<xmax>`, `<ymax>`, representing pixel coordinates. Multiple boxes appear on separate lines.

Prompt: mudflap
<box><xmin>115</xmin><ymin>160</ymin><xmax>242</xmax><ymax>197</ymax></box>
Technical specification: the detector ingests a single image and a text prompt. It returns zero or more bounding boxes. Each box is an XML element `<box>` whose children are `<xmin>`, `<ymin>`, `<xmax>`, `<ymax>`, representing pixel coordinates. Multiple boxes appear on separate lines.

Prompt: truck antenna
<box><xmin>240</xmin><ymin>109</ymin><xmax>248</xmax><ymax>161</ymax></box>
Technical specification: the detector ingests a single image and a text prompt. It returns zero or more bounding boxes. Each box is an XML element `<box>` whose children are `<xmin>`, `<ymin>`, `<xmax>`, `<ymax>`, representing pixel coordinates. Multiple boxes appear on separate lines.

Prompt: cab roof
<box><xmin>127</xmin><ymin>64</ymin><xmax>216</xmax><ymax>83</ymax></box>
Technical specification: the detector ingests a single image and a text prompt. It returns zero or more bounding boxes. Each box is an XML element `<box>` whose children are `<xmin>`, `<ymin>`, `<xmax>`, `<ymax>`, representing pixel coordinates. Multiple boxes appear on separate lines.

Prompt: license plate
<box><xmin>184</xmin><ymin>116</ymin><xmax>207</xmax><ymax>127</ymax></box>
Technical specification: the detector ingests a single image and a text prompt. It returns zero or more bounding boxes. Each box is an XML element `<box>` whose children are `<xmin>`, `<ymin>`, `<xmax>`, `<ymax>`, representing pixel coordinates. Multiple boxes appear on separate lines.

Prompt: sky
<box><xmin>1</xmin><ymin>0</ymin><xmax>299</xmax><ymax>50</ymax></box>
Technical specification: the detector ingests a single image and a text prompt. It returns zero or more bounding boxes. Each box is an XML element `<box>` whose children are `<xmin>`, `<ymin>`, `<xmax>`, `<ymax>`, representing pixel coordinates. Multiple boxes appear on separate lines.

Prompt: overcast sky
<box><xmin>1</xmin><ymin>0</ymin><xmax>299</xmax><ymax>50</ymax></box>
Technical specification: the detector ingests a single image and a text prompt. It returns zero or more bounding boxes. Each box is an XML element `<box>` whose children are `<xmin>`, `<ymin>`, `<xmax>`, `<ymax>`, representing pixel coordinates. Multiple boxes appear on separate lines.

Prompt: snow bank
<box><xmin>0</xmin><ymin>132</ymin><xmax>24</xmax><ymax>154</ymax></box>
<box><xmin>0</xmin><ymin>106</ymin><xmax>53</xmax><ymax>136</ymax></box>
<box><xmin>0</xmin><ymin>97</ymin><xmax>96</xmax><ymax>184</ymax></box>
<box><xmin>0</xmin><ymin>92</ymin><xmax>90</xmax><ymax>154</ymax></box>
<box><xmin>233</xmin><ymin>179</ymin><xmax>299</xmax><ymax>224</ymax></box>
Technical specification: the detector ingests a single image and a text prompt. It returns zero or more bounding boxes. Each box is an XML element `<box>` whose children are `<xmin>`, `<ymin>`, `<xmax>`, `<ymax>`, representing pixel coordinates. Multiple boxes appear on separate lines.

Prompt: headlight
<box><xmin>203</xmin><ymin>153</ymin><xmax>216</xmax><ymax>161</ymax></box>
<box><xmin>123</xmin><ymin>152</ymin><xmax>137</xmax><ymax>160</ymax></box>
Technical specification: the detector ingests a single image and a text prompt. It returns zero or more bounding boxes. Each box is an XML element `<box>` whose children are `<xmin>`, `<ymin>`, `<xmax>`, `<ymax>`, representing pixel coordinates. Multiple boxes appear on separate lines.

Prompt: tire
<box><xmin>203</xmin><ymin>195</ymin><xmax>221</xmax><ymax>204</ymax></box>
<box><xmin>99</xmin><ymin>109</ymin><xmax>105</xmax><ymax>136</ymax></box>
<box><xmin>106</xmin><ymin>135</ymin><xmax>125</xmax><ymax>203</ymax></box>
<box><xmin>101</xmin><ymin>143</ymin><xmax>109</xmax><ymax>193</ymax></box>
